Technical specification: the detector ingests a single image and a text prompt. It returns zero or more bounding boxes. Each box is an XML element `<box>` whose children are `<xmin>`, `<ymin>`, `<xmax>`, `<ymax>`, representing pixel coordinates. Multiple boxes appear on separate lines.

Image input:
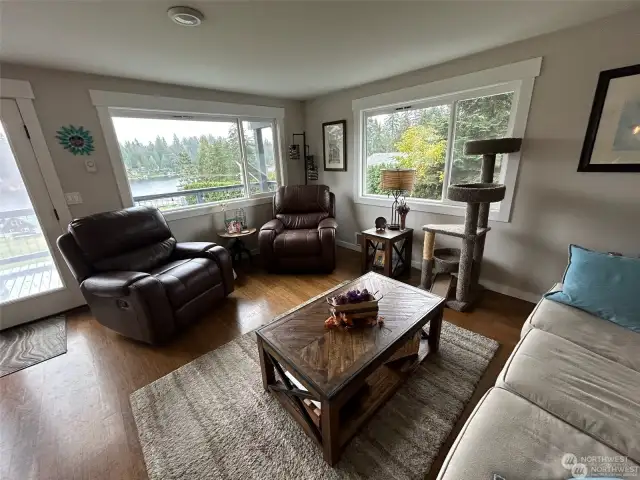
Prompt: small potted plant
<box><xmin>396</xmin><ymin>201</ymin><xmax>410</xmax><ymax>230</ymax></box>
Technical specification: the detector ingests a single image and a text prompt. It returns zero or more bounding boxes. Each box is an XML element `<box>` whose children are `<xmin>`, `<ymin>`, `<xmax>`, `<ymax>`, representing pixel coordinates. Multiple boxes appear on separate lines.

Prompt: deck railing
<box><xmin>0</xmin><ymin>208</ymin><xmax>50</xmax><ymax>267</ymax></box>
<box><xmin>132</xmin><ymin>182</ymin><xmax>277</xmax><ymax>210</ymax></box>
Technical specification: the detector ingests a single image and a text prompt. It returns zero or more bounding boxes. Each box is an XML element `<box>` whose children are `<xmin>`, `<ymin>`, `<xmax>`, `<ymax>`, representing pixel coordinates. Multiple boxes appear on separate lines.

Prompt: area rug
<box><xmin>0</xmin><ymin>315</ymin><xmax>67</xmax><ymax>377</ymax></box>
<box><xmin>131</xmin><ymin>321</ymin><xmax>499</xmax><ymax>479</ymax></box>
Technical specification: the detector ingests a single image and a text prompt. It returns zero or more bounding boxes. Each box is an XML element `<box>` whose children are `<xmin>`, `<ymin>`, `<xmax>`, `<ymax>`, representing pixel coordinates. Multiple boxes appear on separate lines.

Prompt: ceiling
<box><xmin>0</xmin><ymin>1</ymin><xmax>637</xmax><ymax>99</ymax></box>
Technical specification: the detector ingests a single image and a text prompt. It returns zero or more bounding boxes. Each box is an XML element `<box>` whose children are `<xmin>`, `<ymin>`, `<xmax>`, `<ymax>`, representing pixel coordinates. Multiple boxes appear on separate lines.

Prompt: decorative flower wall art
<box><xmin>56</xmin><ymin>125</ymin><xmax>95</xmax><ymax>155</ymax></box>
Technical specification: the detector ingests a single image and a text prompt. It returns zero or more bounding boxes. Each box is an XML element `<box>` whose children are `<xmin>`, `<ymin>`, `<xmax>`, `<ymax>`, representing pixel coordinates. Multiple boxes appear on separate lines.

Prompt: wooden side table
<box><xmin>218</xmin><ymin>228</ymin><xmax>257</xmax><ymax>264</ymax></box>
<box><xmin>360</xmin><ymin>228</ymin><xmax>413</xmax><ymax>278</ymax></box>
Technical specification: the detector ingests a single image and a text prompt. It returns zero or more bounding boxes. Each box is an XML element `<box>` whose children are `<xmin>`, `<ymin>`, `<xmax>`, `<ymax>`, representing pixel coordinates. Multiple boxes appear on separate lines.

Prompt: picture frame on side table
<box><xmin>323</xmin><ymin>120</ymin><xmax>347</xmax><ymax>171</ymax></box>
<box><xmin>578</xmin><ymin>64</ymin><xmax>640</xmax><ymax>172</ymax></box>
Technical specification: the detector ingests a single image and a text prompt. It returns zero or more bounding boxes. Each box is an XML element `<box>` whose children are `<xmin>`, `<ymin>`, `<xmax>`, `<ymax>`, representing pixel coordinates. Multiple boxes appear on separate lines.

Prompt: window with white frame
<box><xmin>354</xmin><ymin>58</ymin><xmax>541</xmax><ymax>222</ymax></box>
<box><xmin>109</xmin><ymin>113</ymin><xmax>280</xmax><ymax>211</ymax></box>
<box><xmin>90</xmin><ymin>90</ymin><xmax>286</xmax><ymax>218</ymax></box>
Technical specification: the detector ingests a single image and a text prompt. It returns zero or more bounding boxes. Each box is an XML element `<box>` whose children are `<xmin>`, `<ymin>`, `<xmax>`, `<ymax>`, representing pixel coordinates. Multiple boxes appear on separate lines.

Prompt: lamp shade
<box><xmin>380</xmin><ymin>169</ymin><xmax>416</xmax><ymax>192</ymax></box>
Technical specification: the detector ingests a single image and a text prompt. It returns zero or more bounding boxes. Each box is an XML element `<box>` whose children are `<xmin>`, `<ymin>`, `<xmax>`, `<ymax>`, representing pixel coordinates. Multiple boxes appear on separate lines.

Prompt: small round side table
<box><xmin>218</xmin><ymin>228</ymin><xmax>257</xmax><ymax>264</ymax></box>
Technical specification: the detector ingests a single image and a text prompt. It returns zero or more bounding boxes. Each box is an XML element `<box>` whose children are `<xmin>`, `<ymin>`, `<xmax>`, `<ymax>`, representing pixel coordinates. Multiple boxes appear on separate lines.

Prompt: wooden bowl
<box><xmin>327</xmin><ymin>294</ymin><xmax>380</xmax><ymax>318</ymax></box>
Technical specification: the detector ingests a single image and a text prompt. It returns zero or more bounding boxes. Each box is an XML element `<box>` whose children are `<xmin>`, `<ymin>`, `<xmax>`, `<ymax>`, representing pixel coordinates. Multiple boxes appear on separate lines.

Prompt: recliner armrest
<box><xmin>173</xmin><ymin>241</ymin><xmax>218</xmax><ymax>259</ymax></box>
<box><xmin>318</xmin><ymin>218</ymin><xmax>337</xmax><ymax>273</ymax></box>
<box><xmin>318</xmin><ymin>218</ymin><xmax>337</xmax><ymax>230</ymax></box>
<box><xmin>173</xmin><ymin>242</ymin><xmax>234</xmax><ymax>296</ymax></box>
<box><xmin>82</xmin><ymin>271</ymin><xmax>150</xmax><ymax>298</ymax></box>
<box><xmin>259</xmin><ymin>219</ymin><xmax>284</xmax><ymax>271</ymax></box>
<box><xmin>261</xmin><ymin>219</ymin><xmax>284</xmax><ymax>234</ymax></box>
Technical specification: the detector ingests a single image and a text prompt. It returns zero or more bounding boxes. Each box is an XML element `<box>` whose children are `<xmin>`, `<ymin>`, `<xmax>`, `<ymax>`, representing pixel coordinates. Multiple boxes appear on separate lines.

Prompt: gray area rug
<box><xmin>131</xmin><ymin>321</ymin><xmax>499</xmax><ymax>480</ymax></box>
<box><xmin>0</xmin><ymin>315</ymin><xmax>67</xmax><ymax>377</ymax></box>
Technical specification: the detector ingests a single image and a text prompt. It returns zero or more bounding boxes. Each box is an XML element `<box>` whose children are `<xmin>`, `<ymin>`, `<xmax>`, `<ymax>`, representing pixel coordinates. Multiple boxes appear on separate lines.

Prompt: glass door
<box><xmin>0</xmin><ymin>99</ymin><xmax>82</xmax><ymax>329</ymax></box>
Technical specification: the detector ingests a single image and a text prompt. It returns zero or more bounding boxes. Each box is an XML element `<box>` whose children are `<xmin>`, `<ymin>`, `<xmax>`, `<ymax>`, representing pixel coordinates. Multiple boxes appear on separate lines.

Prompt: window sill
<box><xmin>162</xmin><ymin>195</ymin><xmax>273</xmax><ymax>222</ymax></box>
<box><xmin>355</xmin><ymin>195</ymin><xmax>508</xmax><ymax>222</ymax></box>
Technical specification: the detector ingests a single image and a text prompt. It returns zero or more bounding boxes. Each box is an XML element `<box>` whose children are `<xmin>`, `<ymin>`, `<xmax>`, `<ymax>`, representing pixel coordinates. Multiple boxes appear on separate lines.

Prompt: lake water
<box><xmin>129</xmin><ymin>177</ymin><xmax>182</xmax><ymax>199</ymax></box>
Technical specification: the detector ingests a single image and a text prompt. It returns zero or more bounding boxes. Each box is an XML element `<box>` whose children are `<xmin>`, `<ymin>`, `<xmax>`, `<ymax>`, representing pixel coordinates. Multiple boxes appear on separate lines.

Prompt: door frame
<box><xmin>0</xmin><ymin>78</ymin><xmax>73</xmax><ymax>229</ymax></box>
<box><xmin>1</xmin><ymin>78</ymin><xmax>84</xmax><ymax>328</ymax></box>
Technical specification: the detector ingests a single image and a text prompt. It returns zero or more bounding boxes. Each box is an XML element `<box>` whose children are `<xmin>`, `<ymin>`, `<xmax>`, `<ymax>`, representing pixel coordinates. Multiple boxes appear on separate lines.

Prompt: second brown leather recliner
<box><xmin>259</xmin><ymin>185</ymin><xmax>337</xmax><ymax>273</ymax></box>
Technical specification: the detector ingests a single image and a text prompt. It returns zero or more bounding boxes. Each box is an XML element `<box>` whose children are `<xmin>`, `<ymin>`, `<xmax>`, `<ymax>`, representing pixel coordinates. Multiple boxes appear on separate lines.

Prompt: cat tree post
<box><xmin>420</xmin><ymin>231</ymin><xmax>436</xmax><ymax>289</ymax></box>
<box><xmin>456</xmin><ymin>202</ymin><xmax>479</xmax><ymax>302</ymax></box>
<box><xmin>465</xmin><ymin>138</ymin><xmax>522</xmax><ymax>286</ymax></box>
<box><xmin>419</xmin><ymin>137</ymin><xmax>522</xmax><ymax>311</ymax></box>
<box><xmin>445</xmin><ymin>183</ymin><xmax>504</xmax><ymax>311</ymax></box>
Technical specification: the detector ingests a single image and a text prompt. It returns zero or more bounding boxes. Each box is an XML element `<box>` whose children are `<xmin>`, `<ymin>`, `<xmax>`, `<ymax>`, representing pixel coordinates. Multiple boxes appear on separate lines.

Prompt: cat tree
<box><xmin>419</xmin><ymin>138</ymin><xmax>522</xmax><ymax>311</ymax></box>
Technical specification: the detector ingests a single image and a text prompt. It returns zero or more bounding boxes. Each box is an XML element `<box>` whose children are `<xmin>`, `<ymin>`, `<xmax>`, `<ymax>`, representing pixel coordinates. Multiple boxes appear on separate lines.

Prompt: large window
<box><xmin>355</xmin><ymin>58</ymin><xmax>540</xmax><ymax>222</ymax></box>
<box><xmin>110</xmin><ymin>114</ymin><xmax>280</xmax><ymax>211</ymax></box>
<box><xmin>363</xmin><ymin>89</ymin><xmax>513</xmax><ymax>201</ymax></box>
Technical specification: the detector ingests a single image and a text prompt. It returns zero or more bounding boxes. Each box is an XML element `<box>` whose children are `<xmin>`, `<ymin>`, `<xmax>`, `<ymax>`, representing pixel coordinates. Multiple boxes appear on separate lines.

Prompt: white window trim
<box><xmin>91</xmin><ymin>90</ymin><xmax>286</xmax><ymax>221</ymax></box>
<box><xmin>353</xmin><ymin>57</ymin><xmax>541</xmax><ymax>222</ymax></box>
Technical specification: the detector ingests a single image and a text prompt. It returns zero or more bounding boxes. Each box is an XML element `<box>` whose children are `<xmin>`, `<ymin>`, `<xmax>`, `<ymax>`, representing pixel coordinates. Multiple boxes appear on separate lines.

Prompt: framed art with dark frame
<box><xmin>323</xmin><ymin>120</ymin><xmax>347</xmax><ymax>171</ymax></box>
<box><xmin>578</xmin><ymin>64</ymin><xmax>640</xmax><ymax>172</ymax></box>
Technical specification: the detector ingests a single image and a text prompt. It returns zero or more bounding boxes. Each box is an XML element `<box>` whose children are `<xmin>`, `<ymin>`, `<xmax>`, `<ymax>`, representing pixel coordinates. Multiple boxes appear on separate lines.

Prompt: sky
<box><xmin>111</xmin><ymin>117</ymin><xmax>234</xmax><ymax>144</ymax></box>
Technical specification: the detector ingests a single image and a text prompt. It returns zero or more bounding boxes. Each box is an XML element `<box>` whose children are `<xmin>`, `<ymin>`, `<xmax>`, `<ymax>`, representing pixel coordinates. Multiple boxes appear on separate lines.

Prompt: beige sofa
<box><xmin>437</xmin><ymin>285</ymin><xmax>640</xmax><ymax>479</ymax></box>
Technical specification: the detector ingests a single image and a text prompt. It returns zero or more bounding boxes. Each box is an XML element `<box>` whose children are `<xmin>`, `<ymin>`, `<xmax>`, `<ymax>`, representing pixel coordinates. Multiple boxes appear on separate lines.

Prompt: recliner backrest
<box><xmin>68</xmin><ymin>206</ymin><xmax>176</xmax><ymax>273</ymax></box>
<box><xmin>273</xmin><ymin>185</ymin><xmax>335</xmax><ymax>229</ymax></box>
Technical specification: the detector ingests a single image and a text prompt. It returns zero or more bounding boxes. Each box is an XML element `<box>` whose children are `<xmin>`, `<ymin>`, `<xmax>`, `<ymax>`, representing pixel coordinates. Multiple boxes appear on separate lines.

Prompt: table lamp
<box><xmin>380</xmin><ymin>168</ymin><xmax>415</xmax><ymax>230</ymax></box>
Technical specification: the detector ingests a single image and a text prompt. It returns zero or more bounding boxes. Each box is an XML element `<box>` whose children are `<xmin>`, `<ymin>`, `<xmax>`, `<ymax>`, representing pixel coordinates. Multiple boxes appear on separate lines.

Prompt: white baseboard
<box><xmin>479</xmin><ymin>279</ymin><xmax>540</xmax><ymax>304</ymax></box>
<box><xmin>336</xmin><ymin>240</ymin><xmax>361</xmax><ymax>252</ymax></box>
<box><xmin>407</xmin><ymin>259</ymin><xmax>539</xmax><ymax>304</ymax></box>
<box><xmin>340</xmin><ymin>242</ymin><xmax>539</xmax><ymax>303</ymax></box>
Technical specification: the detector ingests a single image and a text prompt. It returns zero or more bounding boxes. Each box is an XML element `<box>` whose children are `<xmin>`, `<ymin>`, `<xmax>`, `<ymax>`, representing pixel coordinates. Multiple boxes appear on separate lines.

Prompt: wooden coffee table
<box><xmin>256</xmin><ymin>272</ymin><xmax>445</xmax><ymax>465</ymax></box>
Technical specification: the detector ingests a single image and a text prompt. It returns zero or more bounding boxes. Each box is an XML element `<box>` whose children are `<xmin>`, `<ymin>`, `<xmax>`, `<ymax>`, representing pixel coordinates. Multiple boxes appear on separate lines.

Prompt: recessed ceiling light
<box><xmin>168</xmin><ymin>6</ymin><xmax>204</xmax><ymax>27</ymax></box>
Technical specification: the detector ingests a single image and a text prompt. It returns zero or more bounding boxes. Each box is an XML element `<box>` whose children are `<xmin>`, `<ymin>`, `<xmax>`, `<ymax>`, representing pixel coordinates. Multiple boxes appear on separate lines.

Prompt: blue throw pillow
<box><xmin>545</xmin><ymin>245</ymin><xmax>640</xmax><ymax>332</ymax></box>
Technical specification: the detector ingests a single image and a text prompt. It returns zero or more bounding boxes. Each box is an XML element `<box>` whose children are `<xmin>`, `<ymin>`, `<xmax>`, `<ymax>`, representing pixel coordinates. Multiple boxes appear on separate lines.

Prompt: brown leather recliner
<box><xmin>57</xmin><ymin>206</ymin><xmax>234</xmax><ymax>344</ymax></box>
<box><xmin>259</xmin><ymin>185</ymin><xmax>337</xmax><ymax>272</ymax></box>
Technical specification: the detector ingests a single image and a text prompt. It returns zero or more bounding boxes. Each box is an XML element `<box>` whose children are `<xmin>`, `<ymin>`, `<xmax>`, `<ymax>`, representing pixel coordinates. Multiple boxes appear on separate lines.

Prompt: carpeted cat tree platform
<box><xmin>419</xmin><ymin>137</ymin><xmax>522</xmax><ymax>311</ymax></box>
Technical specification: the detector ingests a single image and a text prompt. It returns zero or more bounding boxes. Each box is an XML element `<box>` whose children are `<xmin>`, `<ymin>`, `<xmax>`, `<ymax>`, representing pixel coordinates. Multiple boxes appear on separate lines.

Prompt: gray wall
<box><xmin>0</xmin><ymin>63</ymin><xmax>304</xmax><ymax>249</ymax></box>
<box><xmin>304</xmin><ymin>10</ymin><xmax>640</xmax><ymax>301</ymax></box>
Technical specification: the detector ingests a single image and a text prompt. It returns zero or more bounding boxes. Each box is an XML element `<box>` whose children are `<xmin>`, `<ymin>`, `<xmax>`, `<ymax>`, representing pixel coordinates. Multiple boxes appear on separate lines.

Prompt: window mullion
<box><xmin>271</xmin><ymin>119</ymin><xmax>283</xmax><ymax>187</ymax></box>
<box><xmin>236</xmin><ymin>118</ymin><xmax>251</xmax><ymax>199</ymax></box>
<box><xmin>441</xmin><ymin>101</ymin><xmax>458</xmax><ymax>203</ymax></box>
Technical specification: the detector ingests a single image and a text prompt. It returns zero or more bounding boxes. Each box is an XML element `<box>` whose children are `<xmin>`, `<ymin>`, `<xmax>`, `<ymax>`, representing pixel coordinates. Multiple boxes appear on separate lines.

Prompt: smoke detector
<box><xmin>168</xmin><ymin>6</ymin><xmax>204</xmax><ymax>27</ymax></box>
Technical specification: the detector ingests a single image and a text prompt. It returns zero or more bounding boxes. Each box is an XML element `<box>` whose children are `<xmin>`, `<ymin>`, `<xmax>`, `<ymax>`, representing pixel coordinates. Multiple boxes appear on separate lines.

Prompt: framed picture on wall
<box><xmin>323</xmin><ymin>120</ymin><xmax>347</xmax><ymax>171</ymax></box>
<box><xmin>578</xmin><ymin>64</ymin><xmax>640</xmax><ymax>172</ymax></box>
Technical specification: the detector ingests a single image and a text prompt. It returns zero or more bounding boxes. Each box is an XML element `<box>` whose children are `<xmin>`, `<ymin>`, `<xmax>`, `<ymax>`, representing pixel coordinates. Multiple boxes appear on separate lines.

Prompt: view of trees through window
<box><xmin>365</xmin><ymin>91</ymin><xmax>514</xmax><ymax>201</ymax></box>
<box><xmin>112</xmin><ymin>116</ymin><xmax>277</xmax><ymax>211</ymax></box>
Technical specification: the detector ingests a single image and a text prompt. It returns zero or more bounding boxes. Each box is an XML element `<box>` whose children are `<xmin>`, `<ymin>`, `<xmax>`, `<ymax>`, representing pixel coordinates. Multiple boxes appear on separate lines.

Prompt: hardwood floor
<box><xmin>0</xmin><ymin>248</ymin><xmax>534</xmax><ymax>480</ymax></box>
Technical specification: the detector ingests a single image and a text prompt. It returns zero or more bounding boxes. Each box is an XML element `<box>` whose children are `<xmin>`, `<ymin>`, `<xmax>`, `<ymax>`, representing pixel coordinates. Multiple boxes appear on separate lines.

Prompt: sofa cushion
<box><xmin>523</xmin><ymin>286</ymin><xmax>640</xmax><ymax>373</ymax></box>
<box><xmin>497</xmin><ymin>328</ymin><xmax>640</xmax><ymax>463</ymax></box>
<box><xmin>437</xmin><ymin>387</ymin><xmax>638</xmax><ymax>480</ymax></box>
<box><xmin>273</xmin><ymin>229</ymin><xmax>321</xmax><ymax>257</ymax></box>
<box><xmin>151</xmin><ymin>258</ymin><xmax>221</xmax><ymax>308</ymax></box>
<box><xmin>545</xmin><ymin>244</ymin><xmax>640</xmax><ymax>332</ymax></box>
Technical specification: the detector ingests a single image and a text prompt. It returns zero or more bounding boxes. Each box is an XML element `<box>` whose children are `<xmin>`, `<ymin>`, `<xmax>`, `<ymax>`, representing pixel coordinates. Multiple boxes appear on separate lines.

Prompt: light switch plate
<box><xmin>65</xmin><ymin>192</ymin><xmax>83</xmax><ymax>205</ymax></box>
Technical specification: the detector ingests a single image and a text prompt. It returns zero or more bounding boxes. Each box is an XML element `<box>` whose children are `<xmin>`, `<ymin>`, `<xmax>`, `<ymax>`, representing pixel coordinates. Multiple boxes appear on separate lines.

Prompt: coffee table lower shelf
<box><xmin>264</xmin><ymin>331</ymin><xmax>436</xmax><ymax>463</ymax></box>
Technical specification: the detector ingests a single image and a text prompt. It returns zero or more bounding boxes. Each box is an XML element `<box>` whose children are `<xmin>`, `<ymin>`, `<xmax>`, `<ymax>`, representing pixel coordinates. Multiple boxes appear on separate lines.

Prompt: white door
<box><xmin>0</xmin><ymin>99</ymin><xmax>83</xmax><ymax>329</ymax></box>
